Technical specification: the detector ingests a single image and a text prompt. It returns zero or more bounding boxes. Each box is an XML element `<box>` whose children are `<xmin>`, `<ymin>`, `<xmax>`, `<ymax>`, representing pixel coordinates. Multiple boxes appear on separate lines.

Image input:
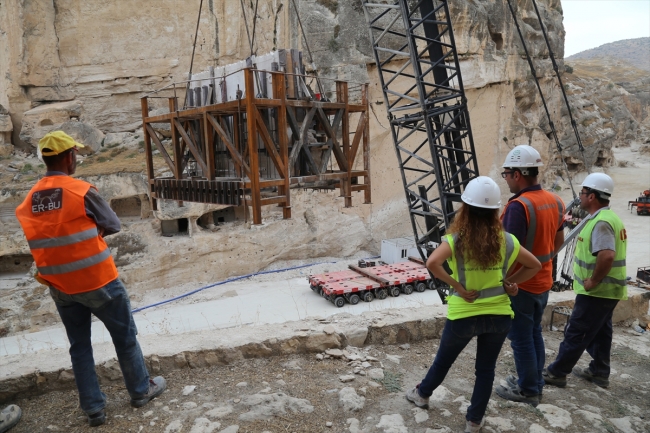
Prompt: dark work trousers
<box><xmin>547</xmin><ymin>294</ymin><xmax>619</xmax><ymax>378</ymax></box>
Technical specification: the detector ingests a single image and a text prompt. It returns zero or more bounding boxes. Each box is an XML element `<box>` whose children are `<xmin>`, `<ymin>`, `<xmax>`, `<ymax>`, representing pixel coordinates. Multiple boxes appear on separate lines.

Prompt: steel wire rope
<box><xmin>505</xmin><ymin>0</ymin><xmax>578</xmax><ymax>199</ymax></box>
<box><xmin>184</xmin><ymin>0</ymin><xmax>204</xmax><ymax>110</ymax></box>
<box><xmin>530</xmin><ymin>0</ymin><xmax>588</xmax><ymax>166</ymax></box>
<box><xmin>289</xmin><ymin>0</ymin><xmax>325</xmax><ymax>97</ymax></box>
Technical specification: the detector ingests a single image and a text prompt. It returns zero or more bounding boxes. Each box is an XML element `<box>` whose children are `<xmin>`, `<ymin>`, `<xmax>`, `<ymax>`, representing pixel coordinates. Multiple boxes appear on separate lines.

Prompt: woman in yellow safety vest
<box><xmin>405</xmin><ymin>176</ymin><xmax>541</xmax><ymax>433</ymax></box>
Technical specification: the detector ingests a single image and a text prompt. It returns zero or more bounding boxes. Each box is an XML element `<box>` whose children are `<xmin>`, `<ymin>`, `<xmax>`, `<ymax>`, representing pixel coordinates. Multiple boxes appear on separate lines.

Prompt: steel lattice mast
<box><xmin>362</xmin><ymin>0</ymin><xmax>480</xmax><ymax>298</ymax></box>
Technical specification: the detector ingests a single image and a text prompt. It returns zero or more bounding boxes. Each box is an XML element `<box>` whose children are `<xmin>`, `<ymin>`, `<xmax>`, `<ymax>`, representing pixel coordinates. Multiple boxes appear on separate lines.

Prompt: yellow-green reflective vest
<box><xmin>573</xmin><ymin>209</ymin><xmax>627</xmax><ymax>300</ymax></box>
<box><xmin>444</xmin><ymin>232</ymin><xmax>520</xmax><ymax>320</ymax></box>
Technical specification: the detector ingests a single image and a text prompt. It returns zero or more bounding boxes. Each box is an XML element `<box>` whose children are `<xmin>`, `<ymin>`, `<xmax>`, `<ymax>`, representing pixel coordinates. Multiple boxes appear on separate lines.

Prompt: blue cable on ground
<box><xmin>131</xmin><ymin>256</ymin><xmax>379</xmax><ymax>314</ymax></box>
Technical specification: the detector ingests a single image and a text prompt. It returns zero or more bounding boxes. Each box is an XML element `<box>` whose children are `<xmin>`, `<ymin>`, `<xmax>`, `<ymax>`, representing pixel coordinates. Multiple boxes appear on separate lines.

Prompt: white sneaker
<box><xmin>405</xmin><ymin>385</ymin><xmax>429</xmax><ymax>408</ymax></box>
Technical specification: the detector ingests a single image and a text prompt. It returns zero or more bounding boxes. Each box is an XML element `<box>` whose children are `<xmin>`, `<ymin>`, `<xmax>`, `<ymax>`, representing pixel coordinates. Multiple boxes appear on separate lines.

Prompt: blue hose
<box><xmin>131</xmin><ymin>255</ymin><xmax>380</xmax><ymax>314</ymax></box>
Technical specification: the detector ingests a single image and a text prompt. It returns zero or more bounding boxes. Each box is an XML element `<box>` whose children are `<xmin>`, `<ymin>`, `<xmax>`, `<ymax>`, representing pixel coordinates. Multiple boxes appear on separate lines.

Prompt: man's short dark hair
<box><xmin>42</xmin><ymin>148</ymin><xmax>73</xmax><ymax>167</ymax></box>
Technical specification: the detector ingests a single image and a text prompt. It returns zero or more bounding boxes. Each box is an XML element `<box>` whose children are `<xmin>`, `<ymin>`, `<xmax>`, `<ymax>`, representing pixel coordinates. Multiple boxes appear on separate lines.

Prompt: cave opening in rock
<box><xmin>0</xmin><ymin>254</ymin><xmax>33</xmax><ymax>288</ymax></box>
<box><xmin>111</xmin><ymin>196</ymin><xmax>142</xmax><ymax>218</ymax></box>
<box><xmin>161</xmin><ymin>218</ymin><xmax>189</xmax><ymax>235</ymax></box>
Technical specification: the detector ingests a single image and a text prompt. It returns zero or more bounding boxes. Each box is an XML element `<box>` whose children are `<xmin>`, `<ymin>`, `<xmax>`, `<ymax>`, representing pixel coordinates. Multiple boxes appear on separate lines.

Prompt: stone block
<box><xmin>19</xmin><ymin>100</ymin><xmax>83</xmax><ymax>147</ymax></box>
<box><xmin>59</xmin><ymin>120</ymin><xmax>105</xmax><ymax>154</ymax></box>
<box><xmin>344</xmin><ymin>327</ymin><xmax>368</xmax><ymax>347</ymax></box>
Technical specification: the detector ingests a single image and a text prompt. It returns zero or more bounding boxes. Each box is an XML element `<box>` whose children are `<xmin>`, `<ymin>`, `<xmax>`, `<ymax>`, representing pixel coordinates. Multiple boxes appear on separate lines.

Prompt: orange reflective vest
<box><xmin>501</xmin><ymin>189</ymin><xmax>565</xmax><ymax>294</ymax></box>
<box><xmin>15</xmin><ymin>176</ymin><xmax>118</xmax><ymax>294</ymax></box>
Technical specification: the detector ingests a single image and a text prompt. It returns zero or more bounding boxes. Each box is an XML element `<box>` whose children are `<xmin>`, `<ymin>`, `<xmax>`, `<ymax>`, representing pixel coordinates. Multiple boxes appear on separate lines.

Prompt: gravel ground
<box><xmin>7</xmin><ymin>324</ymin><xmax>650</xmax><ymax>433</ymax></box>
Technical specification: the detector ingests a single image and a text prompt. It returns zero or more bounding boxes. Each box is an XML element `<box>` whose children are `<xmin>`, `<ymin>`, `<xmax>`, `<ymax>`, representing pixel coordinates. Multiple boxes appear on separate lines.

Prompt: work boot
<box><xmin>495</xmin><ymin>384</ymin><xmax>539</xmax><ymax>407</ymax></box>
<box><xmin>87</xmin><ymin>409</ymin><xmax>106</xmax><ymax>427</ymax></box>
<box><xmin>405</xmin><ymin>384</ymin><xmax>429</xmax><ymax>409</ymax></box>
<box><xmin>465</xmin><ymin>418</ymin><xmax>485</xmax><ymax>433</ymax></box>
<box><xmin>572</xmin><ymin>366</ymin><xmax>609</xmax><ymax>388</ymax></box>
<box><xmin>542</xmin><ymin>368</ymin><xmax>567</xmax><ymax>388</ymax></box>
<box><xmin>0</xmin><ymin>405</ymin><xmax>22</xmax><ymax>433</ymax></box>
<box><xmin>131</xmin><ymin>376</ymin><xmax>167</xmax><ymax>408</ymax></box>
<box><xmin>505</xmin><ymin>374</ymin><xmax>543</xmax><ymax>402</ymax></box>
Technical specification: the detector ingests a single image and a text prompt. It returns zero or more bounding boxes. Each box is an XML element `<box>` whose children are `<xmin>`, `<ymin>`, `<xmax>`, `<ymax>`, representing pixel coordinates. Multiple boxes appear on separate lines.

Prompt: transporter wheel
<box><xmin>390</xmin><ymin>286</ymin><xmax>401</xmax><ymax>297</ymax></box>
<box><xmin>402</xmin><ymin>284</ymin><xmax>414</xmax><ymax>295</ymax></box>
<box><xmin>310</xmin><ymin>284</ymin><xmax>318</xmax><ymax>292</ymax></box>
<box><xmin>415</xmin><ymin>282</ymin><xmax>427</xmax><ymax>292</ymax></box>
<box><xmin>427</xmin><ymin>280</ymin><xmax>436</xmax><ymax>290</ymax></box>
<box><xmin>376</xmin><ymin>288</ymin><xmax>388</xmax><ymax>300</ymax></box>
<box><xmin>363</xmin><ymin>291</ymin><xmax>374</xmax><ymax>302</ymax></box>
<box><xmin>349</xmin><ymin>294</ymin><xmax>360</xmax><ymax>305</ymax></box>
<box><xmin>334</xmin><ymin>296</ymin><xmax>345</xmax><ymax>308</ymax></box>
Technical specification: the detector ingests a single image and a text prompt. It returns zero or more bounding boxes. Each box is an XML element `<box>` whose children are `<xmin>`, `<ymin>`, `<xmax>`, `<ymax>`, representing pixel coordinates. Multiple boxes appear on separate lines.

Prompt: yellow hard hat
<box><xmin>38</xmin><ymin>131</ymin><xmax>85</xmax><ymax>156</ymax></box>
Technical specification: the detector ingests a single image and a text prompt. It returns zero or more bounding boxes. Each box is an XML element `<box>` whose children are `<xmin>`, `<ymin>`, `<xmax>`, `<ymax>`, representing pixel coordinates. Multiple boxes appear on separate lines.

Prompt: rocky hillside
<box><xmin>567</xmin><ymin>37</ymin><xmax>650</xmax><ymax>72</ymax></box>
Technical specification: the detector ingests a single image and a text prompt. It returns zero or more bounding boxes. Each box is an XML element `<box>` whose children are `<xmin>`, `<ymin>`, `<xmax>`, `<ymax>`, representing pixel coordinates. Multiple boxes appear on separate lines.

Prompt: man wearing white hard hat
<box><xmin>495</xmin><ymin>145</ymin><xmax>565</xmax><ymax>406</ymax></box>
<box><xmin>543</xmin><ymin>173</ymin><xmax>627</xmax><ymax>389</ymax></box>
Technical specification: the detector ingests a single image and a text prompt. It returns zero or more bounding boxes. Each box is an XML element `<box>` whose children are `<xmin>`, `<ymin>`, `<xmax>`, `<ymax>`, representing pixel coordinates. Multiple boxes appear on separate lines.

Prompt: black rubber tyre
<box><xmin>376</xmin><ymin>288</ymin><xmax>388</xmax><ymax>300</ymax></box>
<box><xmin>310</xmin><ymin>284</ymin><xmax>318</xmax><ymax>292</ymax></box>
<box><xmin>402</xmin><ymin>284</ymin><xmax>414</xmax><ymax>295</ymax></box>
<box><xmin>363</xmin><ymin>291</ymin><xmax>374</xmax><ymax>302</ymax></box>
<box><xmin>334</xmin><ymin>296</ymin><xmax>345</xmax><ymax>308</ymax></box>
<box><xmin>415</xmin><ymin>282</ymin><xmax>427</xmax><ymax>292</ymax></box>
<box><xmin>427</xmin><ymin>280</ymin><xmax>436</xmax><ymax>290</ymax></box>
<box><xmin>349</xmin><ymin>294</ymin><xmax>360</xmax><ymax>305</ymax></box>
<box><xmin>390</xmin><ymin>286</ymin><xmax>401</xmax><ymax>297</ymax></box>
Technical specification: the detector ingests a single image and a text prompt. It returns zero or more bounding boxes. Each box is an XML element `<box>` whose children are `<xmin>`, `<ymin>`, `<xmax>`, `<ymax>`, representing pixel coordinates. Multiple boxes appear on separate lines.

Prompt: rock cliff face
<box><xmin>0</xmin><ymin>0</ymin><xmax>644</xmax><ymax>336</ymax></box>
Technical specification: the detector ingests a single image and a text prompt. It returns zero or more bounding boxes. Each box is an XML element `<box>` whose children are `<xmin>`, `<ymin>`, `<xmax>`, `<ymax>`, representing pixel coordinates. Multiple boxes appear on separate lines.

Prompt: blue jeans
<box><xmin>507</xmin><ymin>289</ymin><xmax>549</xmax><ymax>395</ymax></box>
<box><xmin>418</xmin><ymin>315</ymin><xmax>511</xmax><ymax>424</ymax></box>
<box><xmin>547</xmin><ymin>294</ymin><xmax>618</xmax><ymax>378</ymax></box>
<box><xmin>50</xmin><ymin>278</ymin><xmax>150</xmax><ymax>415</ymax></box>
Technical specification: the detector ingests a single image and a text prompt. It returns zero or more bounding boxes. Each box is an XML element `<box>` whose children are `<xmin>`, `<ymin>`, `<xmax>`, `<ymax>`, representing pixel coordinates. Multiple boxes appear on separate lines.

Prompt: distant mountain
<box><xmin>567</xmin><ymin>37</ymin><xmax>650</xmax><ymax>72</ymax></box>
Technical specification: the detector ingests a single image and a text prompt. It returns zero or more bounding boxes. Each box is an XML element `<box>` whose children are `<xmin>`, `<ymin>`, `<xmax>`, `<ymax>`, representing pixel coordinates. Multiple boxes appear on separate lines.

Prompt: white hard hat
<box><xmin>502</xmin><ymin>145</ymin><xmax>544</xmax><ymax>175</ymax></box>
<box><xmin>582</xmin><ymin>173</ymin><xmax>614</xmax><ymax>198</ymax></box>
<box><xmin>461</xmin><ymin>176</ymin><xmax>502</xmax><ymax>209</ymax></box>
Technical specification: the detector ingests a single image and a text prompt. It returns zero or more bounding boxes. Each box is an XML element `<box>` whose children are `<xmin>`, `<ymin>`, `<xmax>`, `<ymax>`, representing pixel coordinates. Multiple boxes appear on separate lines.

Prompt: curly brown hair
<box><xmin>447</xmin><ymin>203</ymin><xmax>504</xmax><ymax>269</ymax></box>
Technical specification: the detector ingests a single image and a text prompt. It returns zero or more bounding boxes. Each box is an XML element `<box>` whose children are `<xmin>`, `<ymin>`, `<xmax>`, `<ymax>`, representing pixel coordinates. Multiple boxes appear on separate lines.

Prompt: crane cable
<box><xmin>184</xmin><ymin>0</ymin><xmax>204</xmax><ymax>110</ymax></box>
<box><xmin>290</xmin><ymin>0</ymin><xmax>326</xmax><ymax>97</ymax></box>
<box><xmin>505</xmin><ymin>0</ymin><xmax>579</xmax><ymax>200</ymax></box>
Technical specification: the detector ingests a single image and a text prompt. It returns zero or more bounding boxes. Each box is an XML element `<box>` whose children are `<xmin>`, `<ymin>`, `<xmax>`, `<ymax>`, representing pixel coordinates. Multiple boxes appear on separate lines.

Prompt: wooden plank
<box><xmin>204</xmin><ymin>113</ymin><xmax>216</xmax><ymax>180</ymax></box>
<box><xmin>140</xmin><ymin>97</ymin><xmax>157</xmax><ymax>211</ymax></box>
<box><xmin>245</xmin><ymin>68</ymin><xmax>262</xmax><ymax>225</ymax></box>
<box><xmin>169</xmin><ymin>98</ymin><xmax>184</xmax><ymax>186</ymax></box>
<box><xmin>206</xmin><ymin>113</ymin><xmax>250</xmax><ymax>177</ymax></box>
<box><xmin>362</xmin><ymin>84</ymin><xmax>371</xmax><ymax>204</ymax></box>
<box><xmin>145</xmin><ymin>124</ymin><xmax>176</xmax><ymax>174</ymax></box>
<box><xmin>289</xmin><ymin>106</ymin><xmax>316</xmax><ymax>169</ymax></box>
<box><xmin>273</xmin><ymin>71</ymin><xmax>291</xmax><ymax>219</ymax></box>
<box><xmin>260</xmin><ymin>196</ymin><xmax>288</xmax><ymax>206</ymax></box>
<box><xmin>253</xmin><ymin>109</ymin><xmax>286</xmax><ymax>178</ymax></box>
<box><xmin>173</xmin><ymin>119</ymin><xmax>210</xmax><ymax>177</ymax></box>
<box><xmin>348</xmin><ymin>112</ymin><xmax>367</xmax><ymax>169</ymax></box>
<box><xmin>316</xmin><ymin>106</ymin><xmax>348</xmax><ymax>172</ymax></box>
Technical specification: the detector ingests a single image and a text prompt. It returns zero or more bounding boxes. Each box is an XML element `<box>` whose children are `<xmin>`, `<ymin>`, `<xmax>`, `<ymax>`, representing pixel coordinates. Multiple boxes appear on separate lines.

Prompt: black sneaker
<box><xmin>87</xmin><ymin>409</ymin><xmax>106</xmax><ymax>427</ymax></box>
<box><xmin>572</xmin><ymin>367</ymin><xmax>609</xmax><ymax>388</ymax></box>
<box><xmin>130</xmin><ymin>376</ymin><xmax>167</xmax><ymax>408</ymax></box>
<box><xmin>505</xmin><ymin>374</ymin><xmax>543</xmax><ymax>401</ymax></box>
<box><xmin>542</xmin><ymin>368</ymin><xmax>567</xmax><ymax>388</ymax></box>
<box><xmin>495</xmin><ymin>384</ymin><xmax>540</xmax><ymax>407</ymax></box>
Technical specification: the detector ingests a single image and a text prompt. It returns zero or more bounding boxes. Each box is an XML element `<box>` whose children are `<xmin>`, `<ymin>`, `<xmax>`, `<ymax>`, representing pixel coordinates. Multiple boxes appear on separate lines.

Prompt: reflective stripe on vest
<box><xmin>573</xmin><ymin>209</ymin><xmax>627</xmax><ymax>300</ymax></box>
<box><xmin>28</xmin><ymin>227</ymin><xmax>99</xmax><ymax>249</ymax></box>
<box><xmin>451</xmin><ymin>233</ymin><xmax>515</xmax><ymax>299</ymax></box>
<box><xmin>38</xmin><ymin>247</ymin><xmax>112</xmax><ymax>275</ymax></box>
<box><xmin>518</xmin><ymin>195</ymin><xmax>564</xmax><ymax>264</ymax></box>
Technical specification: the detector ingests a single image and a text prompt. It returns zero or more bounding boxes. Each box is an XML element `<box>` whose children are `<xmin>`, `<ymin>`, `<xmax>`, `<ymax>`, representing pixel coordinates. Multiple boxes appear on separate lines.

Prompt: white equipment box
<box><xmin>380</xmin><ymin>237</ymin><xmax>420</xmax><ymax>264</ymax></box>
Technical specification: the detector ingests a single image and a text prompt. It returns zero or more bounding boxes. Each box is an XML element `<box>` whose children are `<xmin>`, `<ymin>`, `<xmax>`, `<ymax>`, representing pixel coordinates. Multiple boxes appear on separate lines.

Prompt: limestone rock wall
<box><xmin>1</xmin><ymin>0</ymin><xmax>643</xmax><ymax>337</ymax></box>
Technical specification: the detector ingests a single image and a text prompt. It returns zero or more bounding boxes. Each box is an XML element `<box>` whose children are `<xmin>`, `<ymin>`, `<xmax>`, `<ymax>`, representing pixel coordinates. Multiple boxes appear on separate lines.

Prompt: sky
<box><xmin>562</xmin><ymin>0</ymin><xmax>650</xmax><ymax>56</ymax></box>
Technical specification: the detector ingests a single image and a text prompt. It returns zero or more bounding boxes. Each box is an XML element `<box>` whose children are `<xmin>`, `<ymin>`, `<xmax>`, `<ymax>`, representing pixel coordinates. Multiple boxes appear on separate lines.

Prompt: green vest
<box><xmin>445</xmin><ymin>232</ymin><xmax>520</xmax><ymax>320</ymax></box>
<box><xmin>573</xmin><ymin>209</ymin><xmax>627</xmax><ymax>300</ymax></box>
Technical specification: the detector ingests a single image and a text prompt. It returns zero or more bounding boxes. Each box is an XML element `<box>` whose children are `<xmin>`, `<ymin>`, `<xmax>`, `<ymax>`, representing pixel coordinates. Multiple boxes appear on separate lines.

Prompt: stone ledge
<box><xmin>1</xmin><ymin>287</ymin><xmax>647</xmax><ymax>403</ymax></box>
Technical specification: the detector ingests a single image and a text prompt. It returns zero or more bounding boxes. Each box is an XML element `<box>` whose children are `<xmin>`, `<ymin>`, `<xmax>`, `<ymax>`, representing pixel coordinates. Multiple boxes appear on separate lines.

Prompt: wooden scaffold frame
<box><xmin>141</xmin><ymin>68</ymin><xmax>371</xmax><ymax>225</ymax></box>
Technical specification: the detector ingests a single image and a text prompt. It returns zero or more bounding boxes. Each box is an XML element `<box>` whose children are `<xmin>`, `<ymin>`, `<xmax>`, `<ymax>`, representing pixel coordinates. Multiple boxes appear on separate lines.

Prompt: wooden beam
<box><xmin>206</xmin><ymin>113</ymin><xmax>250</xmax><ymax>177</ymax></box>
<box><xmin>362</xmin><ymin>84</ymin><xmax>371</xmax><ymax>204</ymax></box>
<box><xmin>173</xmin><ymin>119</ymin><xmax>210</xmax><ymax>176</ymax></box>
<box><xmin>273</xmin><ymin>71</ymin><xmax>291</xmax><ymax>219</ymax></box>
<box><xmin>288</xmin><ymin>105</ymin><xmax>317</xmax><ymax>171</ymax></box>
<box><xmin>316</xmin><ymin>106</ymin><xmax>348</xmax><ymax>172</ymax></box>
<box><xmin>169</xmin><ymin>98</ymin><xmax>184</xmax><ymax>182</ymax></box>
<box><xmin>141</xmin><ymin>98</ymin><xmax>157</xmax><ymax>211</ymax></box>
<box><xmin>144</xmin><ymin>124</ymin><xmax>175</xmax><ymax>174</ymax></box>
<box><xmin>245</xmin><ymin>68</ymin><xmax>262</xmax><ymax>225</ymax></box>
<box><xmin>253</xmin><ymin>109</ymin><xmax>287</xmax><ymax>178</ymax></box>
<box><xmin>348</xmin><ymin>112</ymin><xmax>367</xmax><ymax>169</ymax></box>
<box><xmin>203</xmin><ymin>113</ymin><xmax>216</xmax><ymax>180</ymax></box>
